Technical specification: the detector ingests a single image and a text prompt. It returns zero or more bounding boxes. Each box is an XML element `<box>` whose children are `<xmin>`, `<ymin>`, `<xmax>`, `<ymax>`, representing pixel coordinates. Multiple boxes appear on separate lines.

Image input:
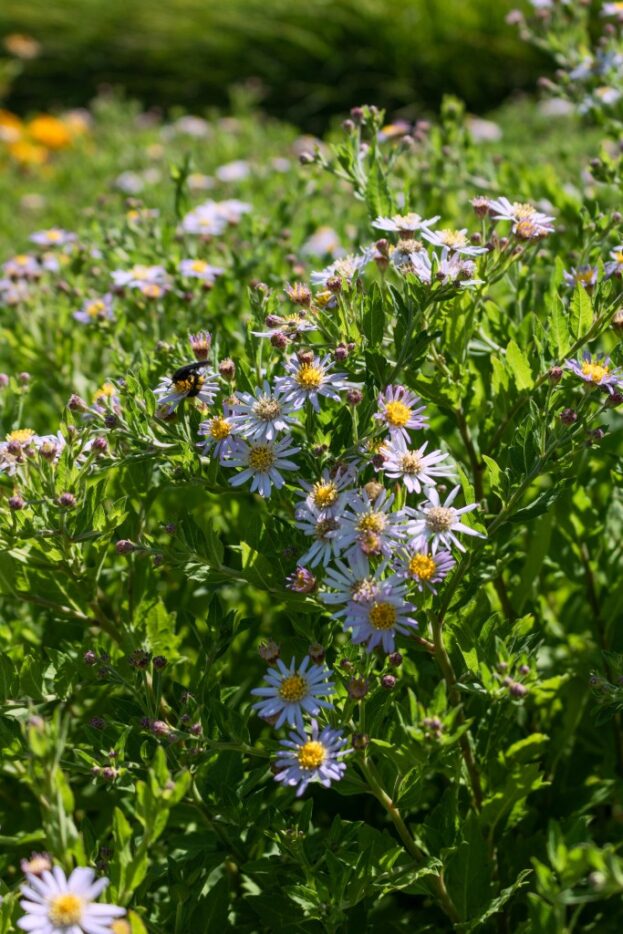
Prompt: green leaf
<box><xmin>506</xmin><ymin>339</ymin><xmax>534</xmax><ymax>391</ymax></box>
<box><xmin>569</xmin><ymin>283</ymin><xmax>593</xmax><ymax>339</ymax></box>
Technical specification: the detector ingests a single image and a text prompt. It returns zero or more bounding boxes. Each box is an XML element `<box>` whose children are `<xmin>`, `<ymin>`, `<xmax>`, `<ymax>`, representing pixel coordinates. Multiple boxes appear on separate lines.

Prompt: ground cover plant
<box><xmin>2</xmin><ymin>5</ymin><xmax>623</xmax><ymax>932</ymax></box>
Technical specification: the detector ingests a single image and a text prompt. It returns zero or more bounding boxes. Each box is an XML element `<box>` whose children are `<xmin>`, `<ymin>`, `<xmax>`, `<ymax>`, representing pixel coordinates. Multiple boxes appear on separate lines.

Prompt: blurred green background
<box><xmin>0</xmin><ymin>0</ymin><xmax>545</xmax><ymax>130</ymax></box>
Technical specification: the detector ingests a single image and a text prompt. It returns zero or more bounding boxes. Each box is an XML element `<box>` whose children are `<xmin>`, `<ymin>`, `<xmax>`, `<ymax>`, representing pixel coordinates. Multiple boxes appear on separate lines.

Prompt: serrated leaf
<box><xmin>506</xmin><ymin>339</ymin><xmax>534</xmax><ymax>390</ymax></box>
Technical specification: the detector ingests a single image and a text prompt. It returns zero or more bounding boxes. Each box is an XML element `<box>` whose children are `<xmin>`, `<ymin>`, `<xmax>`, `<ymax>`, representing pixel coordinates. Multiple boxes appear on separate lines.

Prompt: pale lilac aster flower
<box><xmin>226</xmin><ymin>437</ymin><xmax>299</xmax><ymax>497</ymax></box>
<box><xmin>338</xmin><ymin>489</ymin><xmax>408</xmax><ymax>558</ymax></box>
<box><xmin>274</xmin><ymin>719</ymin><xmax>350</xmax><ymax>796</ymax></box>
<box><xmin>487</xmin><ymin>197</ymin><xmax>555</xmax><ymax>238</ymax></box>
<box><xmin>310</xmin><ymin>249</ymin><xmax>374</xmax><ymax>288</ymax></box>
<box><xmin>74</xmin><ymin>293</ymin><xmax>115</xmax><ymax>324</ymax></box>
<box><xmin>319</xmin><ymin>553</ymin><xmax>384</xmax><ymax>610</ymax></box>
<box><xmin>198</xmin><ymin>411</ymin><xmax>238</xmax><ymax>461</ymax></box>
<box><xmin>372</xmin><ymin>212</ymin><xmax>439</xmax><ymax>234</ymax></box>
<box><xmin>29</xmin><ymin>228</ymin><xmax>76</xmax><ymax>248</ymax></box>
<box><xmin>251</xmin><ymin>655</ymin><xmax>335</xmax><ymax>730</ymax></box>
<box><xmin>215</xmin><ymin>198</ymin><xmax>252</xmax><ymax>224</ymax></box>
<box><xmin>421</xmin><ymin>227</ymin><xmax>486</xmax><ymax>256</ymax></box>
<box><xmin>230</xmin><ymin>381</ymin><xmax>299</xmax><ymax>442</ymax></box>
<box><xmin>409</xmin><ymin>249</ymin><xmax>433</xmax><ymax>284</ymax></box>
<box><xmin>216</xmin><ymin>159</ymin><xmax>251</xmax><ymax>182</ymax></box>
<box><xmin>276</xmin><ymin>353</ymin><xmax>355</xmax><ymax>411</ymax></box>
<box><xmin>111</xmin><ymin>264</ymin><xmax>168</xmax><ymax>290</ymax></box>
<box><xmin>436</xmin><ymin>250</ymin><xmax>481</xmax><ymax>287</ymax></box>
<box><xmin>565</xmin><ymin>352</ymin><xmax>622</xmax><ymax>393</ymax></box>
<box><xmin>252</xmin><ymin>312</ymin><xmax>318</xmax><ymax>340</ymax></box>
<box><xmin>178</xmin><ymin>259</ymin><xmax>224</xmax><ymax>282</ymax></box>
<box><xmin>3</xmin><ymin>254</ymin><xmax>41</xmax><ymax>279</ymax></box>
<box><xmin>179</xmin><ymin>203</ymin><xmax>228</xmax><ymax>236</ymax></box>
<box><xmin>295</xmin><ymin>502</ymin><xmax>343</xmax><ymax>567</ymax></box>
<box><xmin>406</xmin><ymin>485</ymin><xmax>484</xmax><ymax>554</ymax></box>
<box><xmin>605</xmin><ymin>245</ymin><xmax>623</xmax><ymax>278</ymax></box>
<box><xmin>287</xmin><ymin>566</ymin><xmax>317</xmax><ymax>593</ymax></box>
<box><xmin>603</xmin><ymin>1</ymin><xmax>623</xmax><ymax>19</ymax></box>
<box><xmin>380</xmin><ymin>436</ymin><xmax>453</xmax><ymax>494</ymax></box>
<box><xmin>17</xmin><ymin>864</ymin><xmax>125</xmax><ymax>933</ymax></box>
<box><xmin>0</xmin><ymin>278</ymin><xmax>29</xmax><ymax>304</ymax></box>
<box><xmin>394</xmin><ymin>547</ymin><xmax>455</xmax><ymax>594</ymax></box>
<box><xmin>297</xmin><ymin>466</ymin><xmax>355</xmax><ymax>517</ymax></box>
<box><xmin>301</xmin><ymin>226</ymin><xmax>343</xmax><ymax>258</ymax></box>
<box><xmin>154</xmin><ymin>365</ymin><xmax>219</xmax><ymax>412</ymax></box>
<box><xmin>0</xmin><ymin>428</ymin><xmax>38</xmax><ymax>475</ymax></box>
<box><xmin>563</xmin><ymin>266</ymin><xmax>598</xmax><ymax>290</ymax></box>
<box><xmin>343</xmin><ymin>577</ymin><xmax>418</xmax><ymax>653</ymax></box>
<box><xmin>375</xmin><ymin>385</ymin><xmax>428</xmax><ymax>441</ymax></box>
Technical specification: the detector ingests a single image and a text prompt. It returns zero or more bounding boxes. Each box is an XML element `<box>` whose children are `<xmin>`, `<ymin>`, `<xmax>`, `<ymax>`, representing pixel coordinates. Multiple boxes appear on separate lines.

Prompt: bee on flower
<box><xmin>74</xmin><ymin>294</ymin><xmax>115</xmax><ymax>324</ymax></box>
<box><xmin>17</xmin><ymin>864</ymin><xmax>125</xmax><ymax>934</ymax></box>
<box><xmin>178</xmin><ymin>258</ymin><xmax>224</xmax><ymax>283</ymax></box>
<box><xmin>274</xmin><ymin>719</ymin><xmax>350</xmax><ymax>796</ymax></box>
<box><xmin>380</xmin><ymin>436</ymin><xmax>454</xmax><ymax>494</ymax></box>
<box><xmin>372</xmin><ymin>212</ymin><xmax>440</xmax><ymax>235</ymax></box>
<box><xmin>406</xmin><ymin>485</ymin><xmax>484</xmax><ymax>554</ymax></box>
<box><xmin>394</xmin><ymin>547</ymin><xmax>455</xmax><ymax>594</ymax></box>
<box><xmin>154</xmin><ymin>364</ymin><xmax>219</xmax><ymax>413</ymax></box>
<box><xmin>226</xmin><ymin>436</ymin><xmax>300</xmax><ymax>497</ymax></box>
<box><xmin>229</xmin><ymin>381</ymin><xmax>299</xmax><ymax>442</ymax></box>
<box><xmin>251</xmin><ymin>655</ymin><xmax>335</xmax><ymax>730</ymax></box>
<box><xmin>276</xmin><ymin>352</ymin><xmax>355</xmax><ymax>411</ymax></box>
<box><xmin>29</xmin><ymin>228</ymin><xmax>77</xmax><ymax>248</ymax></box>
<box><xmin>375</xmin><ymin>385</ymin><xmax>428</xmax><ymax>440</ymax></box>
<box><xmin>565</xmin><ymin>352</ymin><xmax>622</xmax><ymax>394</ymax></box>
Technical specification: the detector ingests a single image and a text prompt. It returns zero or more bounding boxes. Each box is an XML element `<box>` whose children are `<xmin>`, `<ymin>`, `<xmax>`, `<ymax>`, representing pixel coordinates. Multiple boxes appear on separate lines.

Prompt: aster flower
<box><xmin>0</xmin><ymin>428</ymin><xmax>37</xmax><ymax>475</ymax></box>
<box><xmin>406</xmin><ymin>485</ymin><xmax>484</xmax><ymax>554</ymax></box>
<box><xmin>229</xmin><ymin>381</ymin><xmax>299</xmax><ymax>442</ymax></box>
<box><xmin>188</xmin><ymin>330</ymin><xmax>212</xmax><ymax>360</ymax></box>
<box><xmin>3</xmin><ymin>254</ymin><xmax>41</xmax><ymax>279</ymax></box>
<box><xmin>375</xmin><ymin>385</ymin><xmax>428</xmax><ymax>440</ymax></box>
<box><xmin>17</xmin><ymin>864</ymin><xmax>125</xmax><ymax>933</ymax></box>
<box><xmin>300</xmin><ymin>226</ymin><xmax>343</xmax><ymax>258</ymax></box>
<box><xmin>0</xmin><ymin>277</ymin><xmax>29</xmax><ymax>304</ymax></box>
<box><xmin>138</xmin><ymin>282</ymin><xmax>170</xmax><ymax>299</ymax></box>
<box><xmin>319</xmin><ymin>553</ymin><xmax>383</xmax><ymax>609</ymax></box>
<box><xmin>252</xmin><ymin>312</ymin><xmax>318</xmax><ymax>340</ymax></box>
<box><xmin>73</xmin><ymin>294</ymin><xmax>115</xmax><ymax>324</ymax></box>
<box><xmin>435</xmin><ymin>250</ymin><xmax>481</xmax><ymax>287</ymax></box>
<box><xmin>216</xmin><ymin>159</ymin><xmax>251</xmax><ymax>182</ymax></box>
<box><xmin>310</xmin><ymin>249</ymin><xmax>374</xmax><ymax>288</ymax></box>
<box><xmin>605</xmin><ymin>246</ymin><xmax>623</xmax><ymax>278</ymax></box>
<box><xmin>565</xmin><ymin>352</ymin><xmax>622</xmax><ymax>394</ymax></box>
<box><xmin>487</xmin><ymin>197</ymin><xmax>555</xmax><ymax>238</ymax></box>
<box><xmin>297</xmin><ymin>466</ymin><xmax>355</xmax><ymax>517</ymax></box>
<box><xmin>380</xmin><ymin>436</ymin><xmax>453</xmax><ymax>494</ymax></box>
<box><xmin>394</xmin><ymin>547</ymin><xmax>455</xmax><ymax>594</ymax></box>
<box><xmin>226</xmin><ymin>437</ymin><xmax>300</xmax><ymax>497</ymax></box>
<box><xmin>179</xmin><ymin>203</ymin><xmax>228</xmax><ymax>237</ymax></box>
<box><xmin>274</xmin><ymin>719</ymin><xmax>350</xmax><ymax>796</ymax></box>
<box><xmin>338</xmin><ymin>489</ymin><xmax>408</xmax><ymax>558</ymax></box>
<box><xmin>178</xmin><ymin>259</ymin><xmax>224</xmax><ymax>283</ymax></box>
<box><xmin>286</xmin><ymin>566</ymin><xmax>318</xmax><ymax>593</ymax></box>
<box><xmin>372</xmin><ymin>212</ymin><xmax>440</xmax><ymax>235</ymax></box>
<box><xmin>215</xmin><ymin>199</ymin><xmax>252</xmax><ymax>224</ymax></box>
<box><xmin>602</xmin><ymin>2</ymin><xmax>623</xmax><ymax>20</ymax></box>
<box><xmin>251</xmin><ymin>655</ymin><xmax>335</xmax><ymax>730</ymax></box>
<box><xmin>295</xmin><ymin>502</ymin><xmax>343</xmax><ymax>567</ymax></box>
<box><xmin>29</xmin><ymin>228</ymin><xmax>76</xmax><ymax>248</ymax></box>
<box><xmin>563</xmin><ymin>266</ymin><xmax>598</xmax><ymax>290</ymax></box>
<box><xmin>154</xmin><ymin>364</ymin><xmax>219</xmax><ymax>413</ymax></box>
<box><xmin>275</xmin><ymin>353</ymin><xmax>354</xmax><ymax>411</ymax></box>
<box><xmin>421</xmin><ymin>227</ymin><xmax>486</xmax><ymax>256</ymax></box>
<box><xmin>111</xmin><ymin>264</ymin><xmax>169</xmax><ymax>290</ymax></box>
<box><xmin>343</xmin><ymin>577</ymin><xmax>418</xmax><ymax>653</ymax></box>
<box><xmin>198</xmin><ymin>412</ymin><xmax>237</xmax><ymax>461</ymax></box>
<box><xmin>89</xmin><ymin>383</ymin><xmax>121</xmax><ymax>418</ymax></box>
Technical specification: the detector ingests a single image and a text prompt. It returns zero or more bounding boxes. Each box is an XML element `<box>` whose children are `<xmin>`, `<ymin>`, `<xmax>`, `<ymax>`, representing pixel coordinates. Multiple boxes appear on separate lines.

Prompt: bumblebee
<box><xmin>170</xmin><ymin>360</ymin><xmax>207</xmax><ymax>397</ymax></box>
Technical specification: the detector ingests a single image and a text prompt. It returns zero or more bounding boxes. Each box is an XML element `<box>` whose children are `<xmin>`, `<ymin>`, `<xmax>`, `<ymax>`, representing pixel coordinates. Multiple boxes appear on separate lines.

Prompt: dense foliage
<box><xmin>2</xmin><ymin>7</ymin><xmax>623</xmax><ymax>932</ymax></box>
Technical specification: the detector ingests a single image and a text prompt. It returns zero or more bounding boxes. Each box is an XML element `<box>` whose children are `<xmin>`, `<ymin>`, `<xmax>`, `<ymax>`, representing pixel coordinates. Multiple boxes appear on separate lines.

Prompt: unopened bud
<box><xmin>58</xmin><ymin>492</ymin><xmax>76</xmax><ymax>508</ymax></box>
<box><xmin>560</xmin><ymin>407</ymin><xmax>577</xmax><ymax>425</ymax></box>
<box><xmin>218</xmin><ymin>357</ymin><xmax>236</xmax><ymax>380</ymax></box>
<box><xmin>115</xmin><ymin>539</ymin><xmax>136</xmax><ymax>554</ymax></box>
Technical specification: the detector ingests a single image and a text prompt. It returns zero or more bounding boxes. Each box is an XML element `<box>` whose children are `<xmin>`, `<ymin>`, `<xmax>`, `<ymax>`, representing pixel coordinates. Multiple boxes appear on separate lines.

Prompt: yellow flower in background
<box><xmin>28</xmin><ymin>114</ymin><xmax>72</xmax><ymax>149</ymax></box>
<box><xmin>7</xmin><ymin>139</ymin><xmax>47</xmax><ymax>165</ymax></box>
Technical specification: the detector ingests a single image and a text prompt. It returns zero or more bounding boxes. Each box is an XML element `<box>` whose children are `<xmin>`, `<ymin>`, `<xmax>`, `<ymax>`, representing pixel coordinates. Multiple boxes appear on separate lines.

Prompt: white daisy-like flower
<box><xmin>380</xmin><ymin>436</ymin><xmax>453</xmax><ymax>494</ymax></box>
<box><xmin>295</xmin><ymin>502</ymin><xmax>343</xmax><ymax>568</ymax></box>
<box><xmin>406</xmin><ymin>485</ymin><xmax>484</xmax><ymax>554</ymax></box>
<box><xmin>337</xmin><ymin>489</ymin><xmax>408</xmax><ymax>558</ymax></box>
<box><xmin>372</xmin><ymin>212</ymin><xmax>440</xmax><ymax>234</ymax></box>
<box><xmin>29</xmin><ymin>228</ymin><xmax>76</xmax><ymax>248</ymax></box>
<box><xmin>229</xmin><ymin>381</ymin><xmax>299</xmax><ymax>442</ymax></box>
<box><xmin>343</xmin><ymin>577</ymin><xmax>418</xmax><ymax>653</ymax></box>
<box><xmin>310</xmin><ymin>249</ymin><xmax>374</xmax><ymax>288</ymax></box>
<box><xmin>251</xmin><ymin>655</ymin><xmax>335</xmax><ymax>731</ymax></box>
<box><xmin>18</xmin><ymin>864</ymin><xmax>125</xmax><ymax>933</ymax></box>
<box><xmin>487</xmin><ymin>197</ymin><xmax>555</xmax><ymax>238</ymax></box>
<box><xmin>226</xmin><ymin>437</ymin><xmax>300</xmax><ymax>497</ymax></box>
<box><xmin>73</xmin><ymin>294</ymin><xmax>115</xmax><ymax>325</ymax></box>
<box><xmin>215</xmin><ymin>159</ymin><xmax>251</xmax><ymax>182</ymax></box>
<box><xmin>178</xmin><ymin>259</ymin><xmax>224</xmax><ymax>283</ymax></box>
<box><xmin>421</xmin><ymin>227</ymin><xmax>486</xmax><ymax>256</ymax></box>
<box><xmin>111</xmin><ymin>264</ymin><xmax>168</xmax><ymax>290</ymax></box>
<box><xmin>179</xmin><ymin>204</ymin><xmax>228</xmax><ymax>237</ymax></box>
<box><xmin>274</xmin><ymin>719</ymin><xmax>350</xmax><ymax>797</ymax></box>
<box><xmin>275</xmin><ymin>353</ymin><xmax>355</xmax><ymax>411</ymax></box>
<box><xmin>154</xmin><ymin>364</ymin><xmax>219</xmax><ymax>413</ymax></box>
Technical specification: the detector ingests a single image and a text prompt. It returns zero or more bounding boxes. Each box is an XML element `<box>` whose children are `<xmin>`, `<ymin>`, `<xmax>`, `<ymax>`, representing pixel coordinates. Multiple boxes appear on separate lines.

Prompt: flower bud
<box><xmin>334</xmin><ymin>342</ymin><xmax>350</xmax><ymax>362</ymax></box>
<box><xmin>151</xmin><ymin>719</ymin><xmax>170</xmax><ymax>737</ymax></box>
<box><xmin>270</xmin><ymin>331</ymin><xmax>288</xmax><ymax>349</ymax></box>
<box><xmin>218</xmin><ymin>357</ymin><xmax>236</xmax><ymax>380</ymax></box>
<box><xmin>153</xmin><ymin>655</ymin><xmax>168</xmax><ymax>671</ymax></box>
<box><xmin>364</xmin><ymin>481</ymin><xmax>384</xmax><ymax>501</ymax></box>
<box><xmin>286</xmin><ymin>282</ymin><xmax>312</xmax><ymax>306</ymax></box>
<box><xmin>342</xmin><ymin>118</ymin><xmax>355</xmax><ymax>133</ymax></box>
<box><xmin>308</xmin><ymin>642</ymin><xmax>325</xmax><ymax>663</ymax></box>
<box><xmin>560</xmin><ymin>408</ymin><xmax>577</xmax><ymax>425</ymax></box>
<box><xmin>259</xmin><ymin>640</ymin><xmax>280</xmax><ymax>664</ymax></box>
<box><xmin>381</xmin><ymin>674</ymin><xmax>396</xmax><ymax>690</ymax></box>
<box><xmin>326</xmin><ymin>276</ymin><xmax>342</xmax><ymax>294</ymax></box>
<box><xmin>612</xmin><ymin>309</ymin><xmax>623</xmax><ymax>330</ymax></box>
<box><xmin>92</xmin><ymin>436</ymin><xmax>108</xmax><ymax>453</ymax></box>
<box><xmin>297</xmin><ymin>349</ymin><xmax>315</xmax><ymax>365</ymax></box>
<box><xmin>388</xmin><ymin>652</ymin><xmax>403</xmax><ymax>667</ymax></box>
<box><xmin>115</xmin><ymin>539</ymin><xmax>136</xmax><ymax>554</ymax></box>
<box><xmin>83</xmin><ymin>650</ymin><xmax>98</xmax><ymax>666</ymax></box>
<box><xmin>352</xmin><ymin>732</ymin><xmax>370</xmax><ymax>750</ymax></box>
<box><xmin>18</xmin><ymin>371</ymin><xmax>31</xmax><ymax>384</ymax></box>
<box><xmin>89</xmin><ymin>716</ymin><xmax>106</xmax><ymax>730</ymax></box>
<box><xmin>58</xmin><ymin>492</ymin><xmax>76</xmax><ymax>508</ymax></box>
<box><xmin>189</xmin><ymin>722</ymin><xmax>202</xmax><ymax>736</ymax></box>
<box><xmin>508</xmin><ymin>681</ymin><xmax>527</xmax><ymax>698</ymax></box>
<box><xmin>8</xmin><ymin>494</ymin><xmax>25</xmax><ymax>510</ymax></box>
<box><xmin>347</xmin><ymin>677</ymin><xmax>369</xmax><ymax>700</ymax></box>
<box><xmin>68</xmin><ymin>393</ymin><xmax>88</xmax><ymax>411</ymax></box>
<box><xmin>519</xmin><ymin>664</ymin><xmax>530</xmax><ymax>676</ymax></box>
<box><xmin>0</xmin><ymin>373</ymin><xmax>8</xmax><ymax>387</ymax></box>
<box><xmin>129</xmin><ymin>649</ymin><xmax>151</xmax><ymax>670</ymax></box>
<box><xmin>346</xmin><ymin>388</ymin><xmax>363</xmax><ymax>406</ymax></box>
<box><xmin>548</xmin><ymin>366</ymin><xmax>563</xmax><ymax>383</ymax></box>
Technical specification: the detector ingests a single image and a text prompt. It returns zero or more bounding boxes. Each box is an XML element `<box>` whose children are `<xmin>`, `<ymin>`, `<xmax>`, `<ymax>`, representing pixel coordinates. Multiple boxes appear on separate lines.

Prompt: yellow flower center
<box><xmin>581</xmin><ymin>362</ymin><xmax>608</xmax><ymax>383</ymax></box>
<box><xmin>132</xmin><ymin>266</ymin><xmax>149</xmax><ymax>280</ymax></box>
<box><xmin>439</xmin><ymin>229</ymin><xmax>467</xmax><ymax>248</ymax></box>
<box><xmin>576</xmin><ymin>270</ymin><xmax>594</xmax><ymax>285</ymax></box>
<box><xmin>209</xmin><ymin>416</ymin><xmax>231</xmax><ymax>440</ymax></box>
<box><xmin>369</xmin><ymin>601</ymin><xmax>397</xmax><ymax>630</ymax></box>
<box><xmin>15</xmin><ymin>254</ymin><xmax>30</xmax><ymax>264</ymax></box>
<box><xmin>425</xmin><ymin>506</ymin><xmax>454</xmax><ymax>532</ymax></box>
<box><xmin>513</xmin><ymin>203</ymin><xmax>536</xmax><ymax>219</ymax></box>
<box><xmin>48</xmin><ymin>894</ymin><xmax>83</xmax><ymax>925</ymax></box>
<box><xmin>614</xmin><ymin>251</ymin><xmax>623</xmax><ymax>263</ymax></box>
<box><xmin>142</xmin><ymin>283</ymin><xmax>164</xmax><ymax>298</ymax></box>
<box><xmin>191</xmin><ymin>260</ymin><xmax>207</xmax><ymax>272</ymax></box>
<box><xmin>296</xmin><ymin>363</ymin><xmax>323</xmax><ymax>390</ymax></box>
<box><xmin>396</xmin><ymin>238</ymin><xmax>423</xmax><ymax>254</ymax></box>
<box><xmin>87</xmin><ymin>300</ymin><xmax>105</xmax><ymax>317</ymax></box>
<box><xmin>278</xmin><ymin>674</ymin><xmax>308</xmax><ymax>702</ymax></box>
<box><xmin>253</xmin><ymin>397</ymin><xmax>281</xmax><ymax>421</ymax></box>
<box><xmin>7</xmin><ymin>428</ymin><xmax>35</xmax><ymax>444</ymax></box>
<box><xmin>384</xmin><ymin>400</ymin><xmax>411</xmax><ymax>427</ymax></box>
<box><xmin>248</xmin><ymin>444</ymin><xmax>276</xmax><ymax>471</ymax></box>
<box><xmin>515</xmin><ymin>219</ymin><xmax>539</xmax><ymax>239</ymax></box>
<box><xmin>312</xmin><ymin>481</ymin><xmax>338</xmax><ymax>508</ymax></box>
<box><xmin>357</xmin><ymin>511</ymin><xmax>386</xmax><ymax>534</ymax></box>
<box><xmin>408</xmin><ymin>553</ymin><xmax>437</xmax><ymax>581</ymax></box>
<box><xmin>297</xmin><ymin>740</ymin><xmax>326</xmax><ymax>770</ymax></box>
<box><xmin>399</xmin><ymin>452</ymin><xmax>423</xmax><ymax>474</ymax></box>
<box><xmin>46</xmin><ymin>230</ymin><xmax>62</xmax><ymax>242</ymax></box>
